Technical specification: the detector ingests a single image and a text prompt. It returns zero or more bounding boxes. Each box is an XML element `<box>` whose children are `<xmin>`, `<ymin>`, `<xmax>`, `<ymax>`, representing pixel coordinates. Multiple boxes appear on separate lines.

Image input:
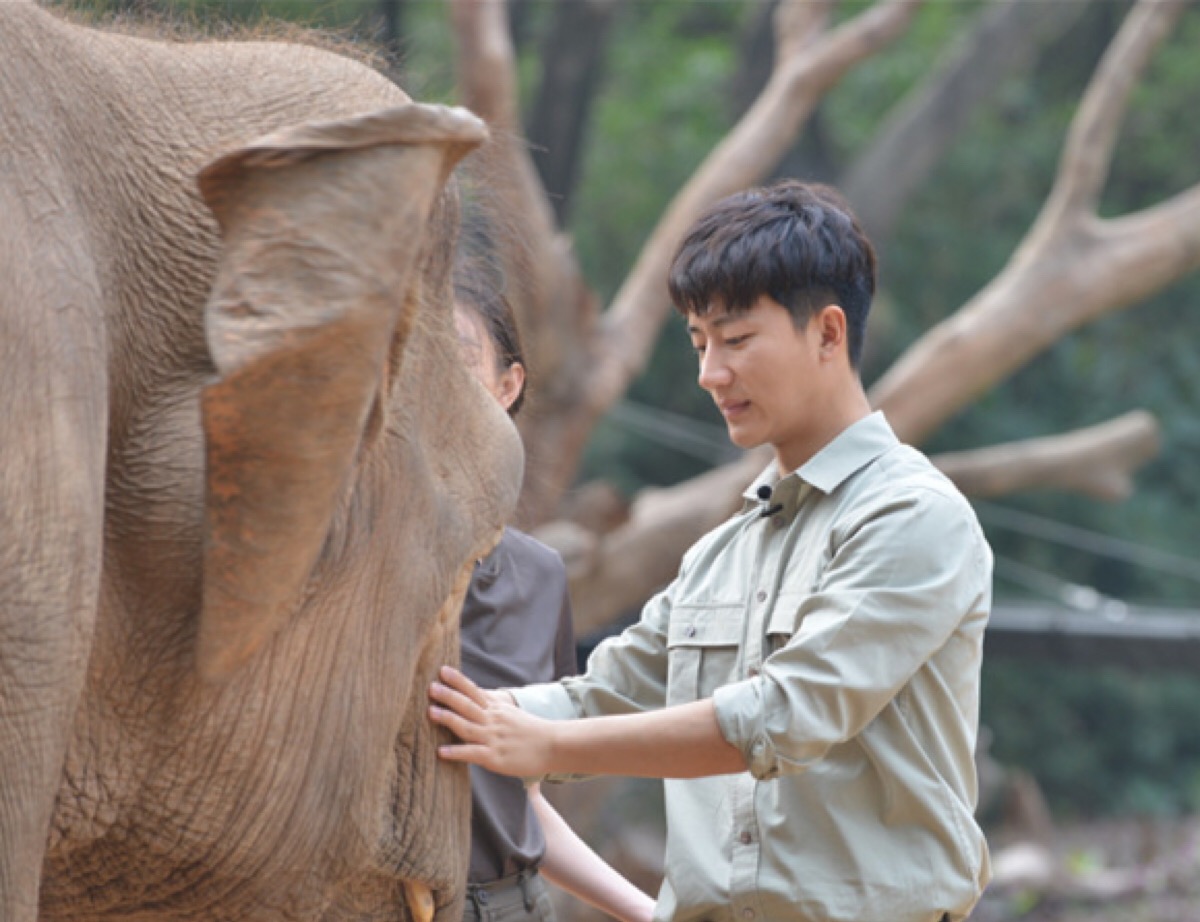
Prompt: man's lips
<box><xmin>718</xmin><ymin>399</ymin><xmax>750</xmax><ymax>419</ymax></box>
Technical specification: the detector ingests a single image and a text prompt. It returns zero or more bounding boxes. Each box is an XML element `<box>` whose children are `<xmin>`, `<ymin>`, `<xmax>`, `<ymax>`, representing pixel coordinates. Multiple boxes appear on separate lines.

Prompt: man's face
<box><xmin>687</xmin><ymin>295</ymin><xmax>831</xmax><ymax>472</ymax></box>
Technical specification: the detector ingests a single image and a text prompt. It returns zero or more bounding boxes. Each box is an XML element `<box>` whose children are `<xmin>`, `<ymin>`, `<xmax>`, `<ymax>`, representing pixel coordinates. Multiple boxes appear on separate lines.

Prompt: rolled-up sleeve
<box><xmin>712</xmin><ymin>677</ymin><xmax>780</xmax><ymax>778</ymax></box>
<box><xmin>713</xmin><ymin>486</ymin><xmax>990</xmax><ymax>779</ymax></box>
<box><xmin>511</xmin><ymin>680</ymin><xmax>579</xmax><ymax>721</ymax></box>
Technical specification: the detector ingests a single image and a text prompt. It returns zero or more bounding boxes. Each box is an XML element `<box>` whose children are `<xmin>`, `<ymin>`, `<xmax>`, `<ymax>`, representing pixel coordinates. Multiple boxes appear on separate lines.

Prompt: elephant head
<box><xmin>67</xmin><ymin>103</ymin><xmax>517</xmax><ymax>921</ymax></box>
<box><xmin>0</xmin><ymin>6</ymin><xmax>521</xmax><ymax>918</ymax></box>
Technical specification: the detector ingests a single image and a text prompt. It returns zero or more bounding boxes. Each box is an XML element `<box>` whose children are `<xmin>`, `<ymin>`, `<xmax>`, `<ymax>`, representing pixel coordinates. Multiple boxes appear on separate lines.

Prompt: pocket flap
<box><xmin>668</xmin><ymin>606</ymin><xmax>744</xmax><ymax>647</ymax></box>
<box><xmin>766</xmin><ymin>592</ymin><xmax>804</xmax><ymax>638</ymax></box>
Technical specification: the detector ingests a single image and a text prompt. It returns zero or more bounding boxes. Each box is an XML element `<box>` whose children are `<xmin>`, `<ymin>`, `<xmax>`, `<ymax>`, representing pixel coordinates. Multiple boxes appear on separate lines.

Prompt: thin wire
<box><xmin>974</xmin><ymin>501</ymin><xmax>1200</xmax><ymax>586</ymax></box>
<box><xmin>992</xmin><ymin>553</ymin><xmax>1114</xmax><ymax>610</ymax></box>
<box><xmin>606</xmin><ymin>400</ymin><xmax>739</xmax><ymax>465</ymax></box>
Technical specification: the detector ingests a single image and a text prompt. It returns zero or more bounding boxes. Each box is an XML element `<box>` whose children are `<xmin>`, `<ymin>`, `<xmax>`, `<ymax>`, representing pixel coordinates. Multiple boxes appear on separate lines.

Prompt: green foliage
<box><xmin>983</xmin><ymin>662</ymin><xmax>1200</xmax><ymax>817</ymax></box>
<box><xmin>825</xmin><ymin>1</ymin><xmax>983</xmax><ymax>155</ymax></box>
<box><xmin>569</xmin><ymin>4</ymin><xmax>748</xmax><ymax>304</ymax></box>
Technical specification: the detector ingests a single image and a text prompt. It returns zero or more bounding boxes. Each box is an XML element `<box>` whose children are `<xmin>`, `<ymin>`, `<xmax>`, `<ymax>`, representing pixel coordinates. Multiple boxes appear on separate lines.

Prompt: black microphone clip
<box><xmin>757</xmin><ymin>484</ymin><xmax>783</xmax><ymax>518</ymax></box>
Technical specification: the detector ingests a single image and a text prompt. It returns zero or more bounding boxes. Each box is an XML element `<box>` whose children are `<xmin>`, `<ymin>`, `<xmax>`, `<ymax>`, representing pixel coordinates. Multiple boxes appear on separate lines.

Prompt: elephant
<box><xmin>0</xmin><ymin>3</ymin><xmax>524</xmax><ymax>920</ymax></box>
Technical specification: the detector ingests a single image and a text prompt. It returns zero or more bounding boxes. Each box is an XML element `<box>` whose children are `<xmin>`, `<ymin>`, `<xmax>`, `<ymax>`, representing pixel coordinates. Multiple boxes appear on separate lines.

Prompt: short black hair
<box><xmin>667</xmin><ymin>180</ymin><xmax>876</xmax><ymax>367</ymax></box>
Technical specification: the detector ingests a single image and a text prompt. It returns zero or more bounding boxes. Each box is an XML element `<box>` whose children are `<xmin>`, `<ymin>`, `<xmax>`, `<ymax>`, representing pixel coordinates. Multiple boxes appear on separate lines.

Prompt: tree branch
<box><xmin>451</xmin><ymin>0</ymin><xmax>518</xmax><ymax>130</ymax></box>
<box><xmin>869</xmin><ymin>0</ymin><xmax>1195</xmax><ymax>445</ymax></box>
<box><xmin>844</xmin><ymin>0</ymin><xmax>1094</xmax><ymax>247</ymax></box>
<box><xmin>451</xmin><ymin>0</ymin><xmax>599</xmax><ymax>525</ymax></box>
<box><xmin>933</xmin><ymin>410</ymin><xmax>1162</xmax><ymax>502</ymax></box>
<box><xmin>1043</xmin><ymin>0</ymin><xmax>1188</xmax><ymax>224</ymax></box>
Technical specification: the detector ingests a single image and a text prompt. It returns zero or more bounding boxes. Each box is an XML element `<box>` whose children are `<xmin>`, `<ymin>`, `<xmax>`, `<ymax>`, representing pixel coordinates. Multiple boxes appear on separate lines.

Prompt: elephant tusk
<box><xmin>402</xmin><ymin>880</ymin><xmax>436</xmax><ymax>922</ymax></box>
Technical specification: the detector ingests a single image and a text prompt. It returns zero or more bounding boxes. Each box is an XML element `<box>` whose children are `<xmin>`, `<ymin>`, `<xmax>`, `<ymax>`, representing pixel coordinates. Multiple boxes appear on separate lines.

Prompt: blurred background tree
<box><xmin>63</xmin><ymin>0</ymin><xmax>1200</xmax><ymax>863</ymax></box>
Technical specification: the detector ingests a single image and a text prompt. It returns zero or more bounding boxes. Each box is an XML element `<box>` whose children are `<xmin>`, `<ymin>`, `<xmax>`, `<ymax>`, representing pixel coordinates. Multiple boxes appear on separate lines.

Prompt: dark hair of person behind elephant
<box><xmin>667</xmin><ymin>179</ymin><xmax>877</xmax><ymax>369</ymax></box>
<box><xmin>453</xmin><ymin>260</ymin><xmax>527</xmax><ymax>417</ymax></box>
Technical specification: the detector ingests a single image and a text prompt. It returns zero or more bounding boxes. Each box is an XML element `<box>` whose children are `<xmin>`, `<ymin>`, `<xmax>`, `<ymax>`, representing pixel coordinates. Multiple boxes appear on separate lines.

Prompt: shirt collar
<box><xmin>742</xmin><ymin>411</ymin><xmax>899</xmax><ymax>510</ymax></box>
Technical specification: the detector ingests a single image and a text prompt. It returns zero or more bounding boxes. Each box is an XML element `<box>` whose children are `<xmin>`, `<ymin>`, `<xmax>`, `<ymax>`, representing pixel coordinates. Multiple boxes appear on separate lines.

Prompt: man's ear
<box><xmin>815</xmin><ymin>304</ymin><xmax>848</xmax><ymax>358</ymax></box>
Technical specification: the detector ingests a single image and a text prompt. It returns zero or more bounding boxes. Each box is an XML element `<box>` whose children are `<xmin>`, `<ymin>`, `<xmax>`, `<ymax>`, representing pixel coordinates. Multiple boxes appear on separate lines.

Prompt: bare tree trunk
<box><xmin>843</xmin><ymin>0</ymin><xmax>1095</xmax><ymax>249</ymax></box>
<box><xmin>525</xmin><ymin>0</ymin><xmax>622</xmax><ymax>225</ymax></box>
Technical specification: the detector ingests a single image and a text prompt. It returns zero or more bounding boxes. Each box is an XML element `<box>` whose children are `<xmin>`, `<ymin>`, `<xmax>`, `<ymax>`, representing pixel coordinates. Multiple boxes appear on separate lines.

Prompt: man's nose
<box><xmin>698</xmin><ymin>348</ymin><xmax>732</xmax><ymax>391</ymax></box>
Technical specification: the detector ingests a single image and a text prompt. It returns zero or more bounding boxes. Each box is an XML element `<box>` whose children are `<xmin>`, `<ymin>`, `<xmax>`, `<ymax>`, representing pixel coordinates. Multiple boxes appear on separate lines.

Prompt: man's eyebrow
<box><xmin>687</xmin><ymin>313</ymin><xmax>736</xmax><ymax>335</ymax></box>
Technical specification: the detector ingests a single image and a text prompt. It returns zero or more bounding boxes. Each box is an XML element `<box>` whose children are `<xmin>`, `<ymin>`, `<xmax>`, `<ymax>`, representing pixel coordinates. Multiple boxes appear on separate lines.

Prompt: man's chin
<box><xmin>726</xmin><ymin>427</ymin><xmax>765</xmax><ymax>451</ymax></box>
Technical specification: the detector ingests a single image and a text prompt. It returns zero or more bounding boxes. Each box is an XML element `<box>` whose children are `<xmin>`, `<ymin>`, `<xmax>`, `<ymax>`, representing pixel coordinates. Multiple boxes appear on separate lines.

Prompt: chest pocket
<box><xmin>666</xmin><ymin>607</ymin><xmax>744</xmax><ymax>707</ymax></box>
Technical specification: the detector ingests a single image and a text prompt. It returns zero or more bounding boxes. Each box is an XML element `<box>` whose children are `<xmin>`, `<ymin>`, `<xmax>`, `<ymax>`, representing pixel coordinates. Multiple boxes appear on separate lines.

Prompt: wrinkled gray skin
<box><xmin>0</xmin><ymin>4</ymin><xmax>524</xmax><ymax>920</ymax></box>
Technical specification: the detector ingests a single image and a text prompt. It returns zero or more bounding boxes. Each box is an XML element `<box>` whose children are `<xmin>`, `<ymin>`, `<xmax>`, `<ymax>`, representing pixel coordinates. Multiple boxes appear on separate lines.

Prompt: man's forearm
<box><xmin>545</xmin><ymin>699</ymin><xmax>745</xmax><ymax>779</ymax></box>
<box><xmin>429</xmin><ymin>667</ymin><xmax>745</xmax><ymax>781</ymax></box>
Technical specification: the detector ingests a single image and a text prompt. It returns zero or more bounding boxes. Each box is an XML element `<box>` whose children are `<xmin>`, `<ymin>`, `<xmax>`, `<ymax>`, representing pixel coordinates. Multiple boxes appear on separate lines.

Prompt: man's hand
<box><xmin>428</xmin><ymin>666</ymin><xmax>553</xmax><ymax>778</ymax></box>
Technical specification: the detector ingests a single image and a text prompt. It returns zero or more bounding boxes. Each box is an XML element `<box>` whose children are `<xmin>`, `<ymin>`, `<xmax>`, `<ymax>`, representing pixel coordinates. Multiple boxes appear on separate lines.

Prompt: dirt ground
<box><xmin>972</xmin><ymin>815</ymin><xmax>1200</xmax><ymax>922</ymax></box>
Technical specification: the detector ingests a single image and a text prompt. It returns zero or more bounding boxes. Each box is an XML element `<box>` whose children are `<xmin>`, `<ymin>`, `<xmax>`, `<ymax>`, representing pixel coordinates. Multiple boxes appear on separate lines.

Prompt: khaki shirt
<box><xmin>514</xmin><ymin>413</ymin><xmax>992</xmax><ymax>922</ymax></box>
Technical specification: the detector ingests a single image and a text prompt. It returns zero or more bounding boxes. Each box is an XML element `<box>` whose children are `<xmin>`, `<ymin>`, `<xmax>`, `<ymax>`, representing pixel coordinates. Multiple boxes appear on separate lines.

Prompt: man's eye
<box><xmin>726</xmin><ymin>334</ymin><xmax>750</xmax><ymax>347</ymax></box>
<box><xmin>691</xmin><ymin>342</ymin><xmax>707</xmax><ymax>355</ymax></box>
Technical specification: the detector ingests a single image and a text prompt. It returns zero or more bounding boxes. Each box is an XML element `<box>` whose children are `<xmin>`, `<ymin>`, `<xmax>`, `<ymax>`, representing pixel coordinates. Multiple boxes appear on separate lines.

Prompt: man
<box><xmin>430</xmin><ymin>180</ymin><xmax>993</xmax><ymax>922</ymax></box>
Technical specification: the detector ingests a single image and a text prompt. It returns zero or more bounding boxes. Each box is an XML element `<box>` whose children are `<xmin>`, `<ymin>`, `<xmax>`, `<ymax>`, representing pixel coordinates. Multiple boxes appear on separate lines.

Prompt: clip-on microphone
<box><xmin>757</xmin><ymin>484</ymin><xmax>784</xmax><ymax>519</ymax></box>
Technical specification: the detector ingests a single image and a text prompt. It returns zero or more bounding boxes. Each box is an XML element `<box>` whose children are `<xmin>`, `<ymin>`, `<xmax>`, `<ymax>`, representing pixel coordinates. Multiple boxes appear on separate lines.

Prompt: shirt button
<box><xmin>739</xmin><ymin>830</ymin><xmax>752</xmax><ymax>845</ymax></box>
<box><xmin>755</xmin><ymin>590</ymin><xmax>767</xmax><ymax>603</ymax></box>
<box><xmin>748</xmin><ymin>666</ymin><xmax>760</xmax><ymax>677</ymax></box>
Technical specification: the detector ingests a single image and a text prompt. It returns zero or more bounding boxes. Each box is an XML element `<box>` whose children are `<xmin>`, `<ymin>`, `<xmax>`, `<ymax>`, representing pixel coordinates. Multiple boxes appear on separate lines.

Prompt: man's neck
<box><xmin>774</xmin><ymin>382</ymin><xmax>872</xmax><ymax>474</ymax></box>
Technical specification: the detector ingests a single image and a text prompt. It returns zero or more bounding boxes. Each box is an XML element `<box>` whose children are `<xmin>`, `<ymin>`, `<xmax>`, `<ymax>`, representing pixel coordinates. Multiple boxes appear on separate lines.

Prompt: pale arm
<box><xmin>530</xmin><ymin>784</ymin><xmax>656</xmax><ymax>922</ymax></box>
<box><xmin>429</xmin><ymin>666</ymin><xmax>746</xmax><ymax>780</ymax></box>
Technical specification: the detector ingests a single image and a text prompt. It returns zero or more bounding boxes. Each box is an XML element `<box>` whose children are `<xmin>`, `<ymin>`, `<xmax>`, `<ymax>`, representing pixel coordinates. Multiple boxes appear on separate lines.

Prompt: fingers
<box><xmin>436</xmin><ymin>741</ymin><xmax>491</xmax><ymax>765</ymax></box>
<box><xmin>438</xmin><ymin>665</ymin><xmax>491</xmax><ymax>707</ymax></box>
<box><xmin>429</xmin><ymin>677</ymin><xmax>487</xmax><ymax>724</ymax></box>
<box><xmin>427</xmin><ymin>666</ymin><xmax>525</xmax><ymax>773</ymax></box>
<box><xmin>427</xmin><ymin>703</ymin><xmax>482</xmax><ymax>742</ymax></box>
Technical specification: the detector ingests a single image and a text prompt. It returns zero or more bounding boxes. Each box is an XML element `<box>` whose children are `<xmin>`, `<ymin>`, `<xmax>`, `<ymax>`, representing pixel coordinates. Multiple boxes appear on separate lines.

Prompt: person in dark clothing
<box><xmin>452</xmin><ymin>269</ymin><xmax>655</xmax><ymax>922</ymax></box>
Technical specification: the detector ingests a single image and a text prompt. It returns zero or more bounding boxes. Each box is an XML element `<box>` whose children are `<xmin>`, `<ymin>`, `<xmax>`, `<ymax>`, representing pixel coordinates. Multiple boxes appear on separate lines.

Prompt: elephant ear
<box><xmin>194</xmin><ymin>103</ymin><xmax>486</xmax><ymax>683</ymax></box>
